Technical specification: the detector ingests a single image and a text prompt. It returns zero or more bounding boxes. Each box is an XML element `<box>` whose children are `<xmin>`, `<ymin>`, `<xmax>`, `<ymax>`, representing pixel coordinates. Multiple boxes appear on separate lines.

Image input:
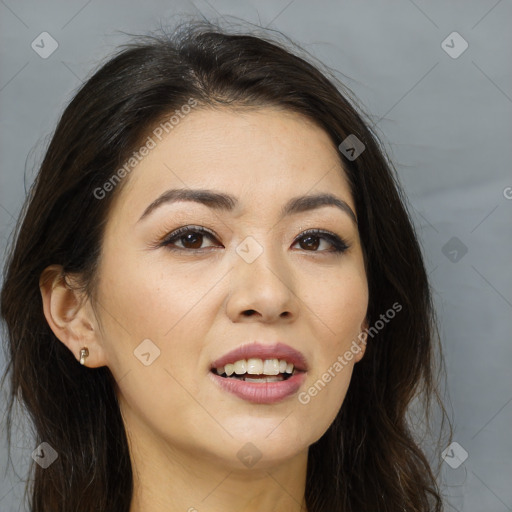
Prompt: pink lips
<box><xmin>209</xmin><ymin>370</ymin><xmax>307</xmax><ymax>404</ymax></box>
<box><xmin>209</xmin><ymin>342</ymin><xmax>309</xmax><ymax>404</ymax></box>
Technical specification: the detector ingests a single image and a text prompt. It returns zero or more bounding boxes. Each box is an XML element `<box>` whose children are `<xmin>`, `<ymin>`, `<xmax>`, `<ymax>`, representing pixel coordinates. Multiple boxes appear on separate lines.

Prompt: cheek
<box><xmin>302</xmin><ymin>264</ymin><xmax>368</xmax><ymax>344</ymax></box>
<box><xmin>99</xmin><ymin>246</ymin><xmax>211</xmax><ymax>339</ymax></box>
<box><xmin>97</xmin><ymin>249</ymin><xmax>229</xmax><ymax>409</ymax></box>
<box><xmin>297</xmin><ymin>360</ymin><xmax>355</xmax><ymax>446</ymax></box>
<box><xmin>294</xmin><ymin>266</ymin><xmax>367</xmax><ymax>438</ymax></box>
<box><xmin>98</xmin><ymin>255</ymin><xmax>216</xmax><ymax>443</ymax></box>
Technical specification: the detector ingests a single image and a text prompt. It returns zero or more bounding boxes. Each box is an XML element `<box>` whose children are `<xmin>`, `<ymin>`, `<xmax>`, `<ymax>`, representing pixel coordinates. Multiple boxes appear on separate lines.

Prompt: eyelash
<box><xmin>158</xmin><ymin>225</ymin><xmax>349</xmax><ymax>254</ymax></box>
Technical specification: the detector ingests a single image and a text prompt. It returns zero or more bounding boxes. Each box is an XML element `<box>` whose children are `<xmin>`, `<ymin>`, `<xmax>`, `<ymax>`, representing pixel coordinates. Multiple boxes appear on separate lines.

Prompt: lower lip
<box><xmin>209</xmin><ymin>371</ymin><xmax>307</xmax><ymax>404</ymax></box>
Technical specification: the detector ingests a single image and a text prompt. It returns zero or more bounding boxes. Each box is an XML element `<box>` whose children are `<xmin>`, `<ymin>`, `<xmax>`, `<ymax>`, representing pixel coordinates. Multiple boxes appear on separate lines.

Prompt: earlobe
<box><xmin>39</xmin><ymin>265</ymin><xmax>107</xmax><ymax>368</ymax></box>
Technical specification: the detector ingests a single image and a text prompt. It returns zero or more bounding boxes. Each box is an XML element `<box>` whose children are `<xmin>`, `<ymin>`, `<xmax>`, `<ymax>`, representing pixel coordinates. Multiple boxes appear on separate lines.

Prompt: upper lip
<box><xmin>210</xmin><ymin>342</ymin><xmax>308</xmax><ymax>372</ymax></box>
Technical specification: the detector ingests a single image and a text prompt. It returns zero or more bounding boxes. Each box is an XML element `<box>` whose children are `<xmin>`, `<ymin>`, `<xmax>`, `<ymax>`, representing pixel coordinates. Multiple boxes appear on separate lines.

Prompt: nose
<box><xmin>225</xmin><ymin>241</ymin><xmax>299</xmax><ymax>324</ymax></box>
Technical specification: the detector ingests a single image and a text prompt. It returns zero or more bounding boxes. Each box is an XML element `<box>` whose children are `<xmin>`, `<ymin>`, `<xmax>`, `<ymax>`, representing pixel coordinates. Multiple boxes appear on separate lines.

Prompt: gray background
<box><xmin>1</xmin><ymin>1</ymin><xmax>511</xmax><ymax>511</ymax></box>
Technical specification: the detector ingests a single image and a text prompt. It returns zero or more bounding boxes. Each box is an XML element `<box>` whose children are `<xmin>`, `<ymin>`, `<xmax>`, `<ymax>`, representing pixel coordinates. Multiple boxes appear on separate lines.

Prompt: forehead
<box><xmin>110</xmin><ymin>107</ymin><xmax>354</xmax><ymax>224</ymax></box>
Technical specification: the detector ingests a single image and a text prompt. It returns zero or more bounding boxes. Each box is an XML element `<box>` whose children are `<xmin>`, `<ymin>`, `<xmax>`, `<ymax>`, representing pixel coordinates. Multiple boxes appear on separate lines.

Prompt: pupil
<box><xmin>183</xmin><ymin>233</ymin><xmax>202</xmax><ymax>249</ymax></box>
<box><xmin>301</xmin><ymin>235</ymin><xmax>319</xmax><ymax>251</ymax></box>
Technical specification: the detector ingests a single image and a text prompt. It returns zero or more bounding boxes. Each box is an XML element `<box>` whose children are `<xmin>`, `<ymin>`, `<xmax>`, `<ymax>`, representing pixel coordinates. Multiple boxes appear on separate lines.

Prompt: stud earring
<box><xmin>79</xmin><ymin>347</ymin><xmax>89</xmax><ymax>366</ymax></box>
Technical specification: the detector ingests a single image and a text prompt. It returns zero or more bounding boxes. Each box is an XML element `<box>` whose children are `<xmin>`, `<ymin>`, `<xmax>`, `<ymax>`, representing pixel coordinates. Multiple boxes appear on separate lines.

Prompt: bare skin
<box><xmin>40</xmin><ymin>107</ymin><xmax>369</xmax><ymax>512</ymax></box>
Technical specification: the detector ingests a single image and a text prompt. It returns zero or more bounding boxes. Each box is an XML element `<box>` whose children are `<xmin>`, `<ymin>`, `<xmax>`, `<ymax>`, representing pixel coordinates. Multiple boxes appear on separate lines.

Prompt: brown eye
<box><xmin>179</xmin><ymin>232</ymin><xmax>205</xmax><ymax>249</ymax></box>
<box><xmin>298</xmin><ymin>234</ymin><xmax>320</xmax><ymax>251</ymax></box>
<box><xmin>161</xmin><ymin>226</ymin><xmax>220</xmax><ymax>251</ymax></box>
<box><xmin>293</xmin><ymin>229</ymin><xmax>349</xmax><ymax>253</ymax></box>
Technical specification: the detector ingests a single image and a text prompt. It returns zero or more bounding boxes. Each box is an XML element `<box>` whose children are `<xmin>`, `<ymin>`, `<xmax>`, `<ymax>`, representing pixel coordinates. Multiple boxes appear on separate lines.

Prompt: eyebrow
<box><xmin>137</xmin><ymin>188</ymin><xmax>357</xmax><ymax>225</ymax></box>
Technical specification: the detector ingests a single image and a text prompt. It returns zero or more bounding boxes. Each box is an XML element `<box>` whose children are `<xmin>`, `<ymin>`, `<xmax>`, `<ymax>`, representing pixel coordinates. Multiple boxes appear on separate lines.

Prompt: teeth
<box><xmin>215</xmin><ymin>358</ymin><xmax>295</xmax><ymax>376</ymax></box>
<box><xmin>233</xmin><ymin>360</ymin><xmax>247</xmax><ymax>375</ymax></box>
<box><xmin>247</xmin><ymin>358</ymin><xmax>263</xmax><ymax>374</ymax></box>
<box><xmin>244</xmin><ymin>376</ymin><xmax>284</xmax><ymax>383</ymax></box>
<box><xmin>263</xmin><ymin>359</ymin><xmax>280</xmax><ymax>375</ymax></box>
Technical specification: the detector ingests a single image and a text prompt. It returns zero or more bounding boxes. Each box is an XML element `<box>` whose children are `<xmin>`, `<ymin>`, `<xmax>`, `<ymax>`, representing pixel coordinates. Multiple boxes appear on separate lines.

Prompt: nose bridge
<box><xmin>235</xmin><ymin>232</ymin><xmax>291</xmax><ymax>290</ymax></box>
<box><xmin>226</xmin><ymin>232</ymin><xmax>298</xmax><ymax>321</ymax></box>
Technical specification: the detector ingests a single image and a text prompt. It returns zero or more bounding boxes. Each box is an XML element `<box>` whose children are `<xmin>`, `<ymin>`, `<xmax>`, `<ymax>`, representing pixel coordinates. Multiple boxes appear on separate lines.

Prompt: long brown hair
<box><xmin>1</xmin><ymin>20</ymin><xmax>450</xmax><ymax>511</ymax></box>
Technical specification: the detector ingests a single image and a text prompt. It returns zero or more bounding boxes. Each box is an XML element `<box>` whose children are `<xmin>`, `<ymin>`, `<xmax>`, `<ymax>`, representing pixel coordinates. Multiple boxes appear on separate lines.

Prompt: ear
<box><xmin>353</xmin><ymin>318</ymin><xmax>369</xmax><ymax>363</ymax></box>
<box><xmin>39</xmin><ymin>265</ymin><xmax>108</xmax><ymax>368</ymax></box>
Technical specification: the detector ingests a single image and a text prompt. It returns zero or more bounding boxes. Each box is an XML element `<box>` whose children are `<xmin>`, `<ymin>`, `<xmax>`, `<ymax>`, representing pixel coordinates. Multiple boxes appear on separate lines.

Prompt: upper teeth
<box><xmin>216</xmin><ymin>358</ymin><xmax>294</xmax><ymax>376</ymax></box>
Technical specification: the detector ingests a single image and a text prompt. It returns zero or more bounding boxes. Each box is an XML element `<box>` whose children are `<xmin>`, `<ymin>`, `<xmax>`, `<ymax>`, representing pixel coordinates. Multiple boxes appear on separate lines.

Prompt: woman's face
<box><xmin>94</xmin><ymin>107</ymin><xmax>368</xmax><ymax>468</ymax></box>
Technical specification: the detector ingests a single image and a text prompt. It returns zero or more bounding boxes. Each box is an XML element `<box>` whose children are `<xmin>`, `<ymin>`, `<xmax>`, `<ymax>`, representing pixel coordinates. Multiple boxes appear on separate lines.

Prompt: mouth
<box><xmin>211</xmin><ymin>358</ymin><xmax>301</xmax><ymax>382</ymax></box>
<box><xmin>209</xmin><ymin>342</ymin><xmax>308</xmax><ymax>404</ymax></box>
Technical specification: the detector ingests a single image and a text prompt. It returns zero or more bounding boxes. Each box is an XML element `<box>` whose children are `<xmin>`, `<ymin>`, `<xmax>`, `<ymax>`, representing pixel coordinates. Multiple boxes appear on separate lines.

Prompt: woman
<box><xmin>1</xmin><ymin>20</ymin><xmax>450</xmax><ymax>512</ymax></box>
